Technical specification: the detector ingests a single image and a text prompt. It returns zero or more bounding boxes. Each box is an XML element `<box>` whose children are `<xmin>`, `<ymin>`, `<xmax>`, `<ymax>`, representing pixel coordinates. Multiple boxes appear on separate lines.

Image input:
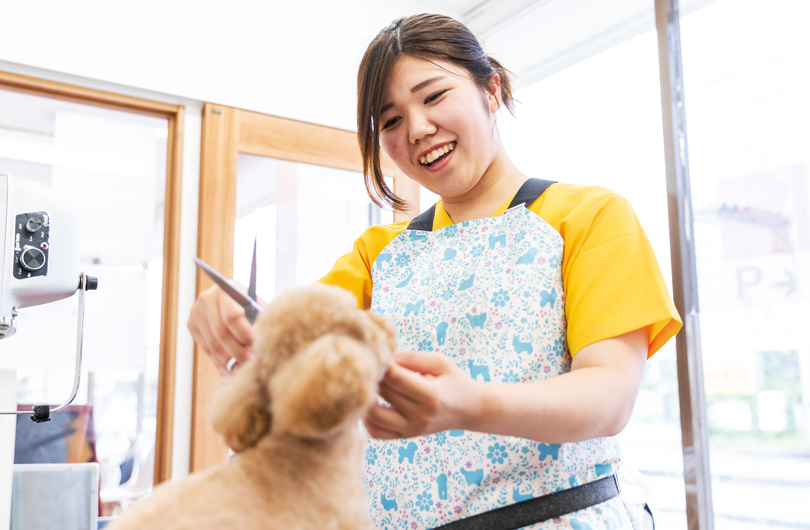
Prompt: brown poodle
<box><xmin>109</xmin><ymin>284</ymin><xmax>396</xmax><ymax>530</ymax></box>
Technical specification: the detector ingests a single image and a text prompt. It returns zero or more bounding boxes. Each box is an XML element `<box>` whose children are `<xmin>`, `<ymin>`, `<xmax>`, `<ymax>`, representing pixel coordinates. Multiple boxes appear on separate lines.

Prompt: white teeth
<box><xmin>420</xmin><ymin>142</ymin><xmax>456</xmax><ymax>165</ymax></box>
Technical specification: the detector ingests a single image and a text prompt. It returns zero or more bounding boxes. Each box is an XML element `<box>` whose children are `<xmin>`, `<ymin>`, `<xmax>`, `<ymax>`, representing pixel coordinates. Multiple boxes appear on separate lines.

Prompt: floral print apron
<box><xmin>364</xmin><ymin>180</ymin><xmax>640</xmax><ymax>529</ymax></box>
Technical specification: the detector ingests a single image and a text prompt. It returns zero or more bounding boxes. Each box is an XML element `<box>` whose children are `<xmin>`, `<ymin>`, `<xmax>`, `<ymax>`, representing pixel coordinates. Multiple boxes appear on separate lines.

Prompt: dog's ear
<box><xmin>366</xmin><ymin>312</ymin><xmax>397</xmax><ymax>358</ymax></box>
<box><xmin>270</xmin><ymin>334</ymin><xmax>378</xmax><ymax>439</ymax></box>
<box><xmin>211</xmin><ymin>359</ymin><xmax>271</xmax><ymax>452</ymax></box>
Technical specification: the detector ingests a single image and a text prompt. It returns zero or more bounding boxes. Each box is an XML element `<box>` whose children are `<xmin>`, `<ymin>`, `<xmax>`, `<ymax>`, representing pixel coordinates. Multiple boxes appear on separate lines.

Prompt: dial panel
<box><xmin>14</xmin><ymin>212</ymin><xmax>50</xmax><ymax>279</ymax></box>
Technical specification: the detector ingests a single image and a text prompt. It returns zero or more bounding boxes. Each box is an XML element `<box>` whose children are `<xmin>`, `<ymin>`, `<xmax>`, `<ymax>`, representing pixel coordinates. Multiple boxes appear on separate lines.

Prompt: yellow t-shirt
<box><xmin>319</xmin><ymin>182</ymin><xmax>682</xmax><ymax>357</ymax></box>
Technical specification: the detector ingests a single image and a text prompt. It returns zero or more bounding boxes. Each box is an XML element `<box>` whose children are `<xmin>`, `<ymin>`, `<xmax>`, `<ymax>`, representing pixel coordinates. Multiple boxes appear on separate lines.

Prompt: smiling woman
<box><xmin>324</xmin><ymin>13</ymin><xmax>681</xmax><ymax>530</ymax></box>
<box><xmin>187</xmin><ymin>12</ymin><xmax>682</xmax><ymax>530</ymax></box>
<box><xmin>374</xmin><ymin>56</ymin><xmax>515</xmax><ymax>223</ymax></box>
<box><xmin>356</xmin><ymin>13</ymin><xmax>517</xmax><ymax>219</ymax></box>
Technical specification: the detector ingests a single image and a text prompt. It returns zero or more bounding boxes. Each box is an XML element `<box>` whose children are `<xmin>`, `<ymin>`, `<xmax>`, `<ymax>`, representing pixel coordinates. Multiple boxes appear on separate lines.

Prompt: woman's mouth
<box><xmin>420</xmin><ymin>142</ymin><xmax>456</xmax><ymax>167</ymax></box>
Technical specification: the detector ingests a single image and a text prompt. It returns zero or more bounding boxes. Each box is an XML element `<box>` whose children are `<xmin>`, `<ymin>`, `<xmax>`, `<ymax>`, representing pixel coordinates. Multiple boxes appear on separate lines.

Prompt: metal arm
<box><xmin>0</xmin><ymin>272</ymin><xmax>95</xmax><ymax>422</ymax></box>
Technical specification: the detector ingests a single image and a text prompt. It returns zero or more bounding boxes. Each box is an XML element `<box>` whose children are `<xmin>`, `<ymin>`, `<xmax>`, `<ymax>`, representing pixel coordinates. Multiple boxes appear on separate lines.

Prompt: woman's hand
<box><xmin>363</xmin><ymin>351</ymin><xmax>483</xmax><ymax>439</ymax></box>
<box><xmin>187</xmin><ymin>283</ymin><xmax>256</xmax><ymax>378</ymax></box>
<box><xmin>363</xmin><ymin>328</ymin><xmax>649</xmax><ymax>443</ymax></box>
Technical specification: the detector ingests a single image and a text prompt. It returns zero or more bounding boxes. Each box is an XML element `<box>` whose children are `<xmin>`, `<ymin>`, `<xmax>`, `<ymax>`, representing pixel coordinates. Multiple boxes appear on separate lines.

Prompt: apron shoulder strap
<box><xmin>507</xmin><ymin>178</ymin><xmax>557</xmax><ymax>210</ymax></box>
<box><xmin>406</xmin><ymin>179</ymin><xmax>557</xmax><ymax>232</ymax></box>
<box><xmin>407</xmin><ymin>203</ymin><xmax>436</xmax><ymax>231</ymax></box>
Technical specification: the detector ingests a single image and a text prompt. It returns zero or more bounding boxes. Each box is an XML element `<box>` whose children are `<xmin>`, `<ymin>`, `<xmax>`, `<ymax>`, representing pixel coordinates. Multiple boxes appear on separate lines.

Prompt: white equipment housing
<box><xmin>0</xmin><ymin>173</ymin><xmax>81</xmax><ymax>338</ymax></box>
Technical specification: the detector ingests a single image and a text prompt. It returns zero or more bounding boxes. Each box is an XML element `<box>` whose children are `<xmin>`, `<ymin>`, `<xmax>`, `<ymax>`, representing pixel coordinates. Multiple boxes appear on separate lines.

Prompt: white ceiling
<box><xmin>0</xmin><ymin>0</ymin><xmax>716</xmax><ymax>133</ymax></box>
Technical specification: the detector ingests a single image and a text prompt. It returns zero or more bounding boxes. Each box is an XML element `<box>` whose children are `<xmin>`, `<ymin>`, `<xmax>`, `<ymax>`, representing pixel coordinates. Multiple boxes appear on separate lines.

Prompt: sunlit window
<box><xmin>0</xmin><ymin>87</ymin><xmax>168</xmax><ymax>517</ymax></box>
<box><xmin>496</xmin><ymin>0</ymin><xmax>810</xmax><ymax>528</ymax></box>
<box><xmin>234</xmin><ymin>154</ymin><xmax>392</xmax><ymax>299</ymax></box>
<box><xmin>681</xmin><ymin>1</ymin><xmax>810</xmax><ymax>528</ymax></box>
<box><xmin>500</xmin><ymin>24</ymin><xmax>685</xmax><ymax>526</ymax></box>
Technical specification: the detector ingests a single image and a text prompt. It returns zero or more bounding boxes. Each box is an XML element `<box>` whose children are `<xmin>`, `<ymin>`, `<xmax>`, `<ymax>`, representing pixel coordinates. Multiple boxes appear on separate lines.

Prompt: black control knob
<box><xmin>26</xmin><ymin>216</ymin><xmax>43</xmax><ymax>233</ymax></box>
<box><xmin>20</xmin><ymin>248</ymin><xmax>46</xmax><ymax>271</ymax></box>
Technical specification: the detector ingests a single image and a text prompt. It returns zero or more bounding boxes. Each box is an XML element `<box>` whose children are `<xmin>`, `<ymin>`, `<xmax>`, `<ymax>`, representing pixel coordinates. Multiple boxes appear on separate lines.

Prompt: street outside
<box><xmin>620</xmin><ymin>422</ymin><xmax>810</xmax><ymax>529</ymax></box>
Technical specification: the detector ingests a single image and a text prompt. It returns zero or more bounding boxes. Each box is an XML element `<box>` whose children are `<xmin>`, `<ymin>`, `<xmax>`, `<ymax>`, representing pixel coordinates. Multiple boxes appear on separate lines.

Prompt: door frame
<box><xmin>0</xmin><ymin>70</ymin><xmax>185</xmax><ymax>484</ymax></box>
<box><xmin>192</xmin><ymin>102</ymin><xmax>419</xmax><ymax>471</ymax></box>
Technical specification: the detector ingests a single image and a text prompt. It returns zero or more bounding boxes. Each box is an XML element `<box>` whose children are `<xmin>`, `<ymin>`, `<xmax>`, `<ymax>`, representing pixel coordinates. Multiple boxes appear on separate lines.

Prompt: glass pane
<box><xmin>234</xmin><ymin>154</ymin><xmax>392</xmax><ymax>300</ymax></box>
<box><xmin>681</xmin><ymin>1</ymin><xmax>810</xmax><ymax>528</ymax></box>
<box><xmin>499</xmin><ymin>12</ymin><xmax>687</xmax><ymax>529</ymax></box>
<box><xmin>0</xmin><ymin>87</ymin><xmax>168</xmax><ymax>518</ymax></box>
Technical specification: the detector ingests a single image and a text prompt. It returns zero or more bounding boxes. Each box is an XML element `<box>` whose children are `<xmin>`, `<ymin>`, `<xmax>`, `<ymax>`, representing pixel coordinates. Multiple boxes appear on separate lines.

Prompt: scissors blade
<box><xmin>249</xmin><ymin>236</ymin><xmax>257</xmax><ymax>302</ymax></box>
<box><xmin>194</xmin><ymin>257</ymin><xmax>262</xmax><ymax>324</ymax></box>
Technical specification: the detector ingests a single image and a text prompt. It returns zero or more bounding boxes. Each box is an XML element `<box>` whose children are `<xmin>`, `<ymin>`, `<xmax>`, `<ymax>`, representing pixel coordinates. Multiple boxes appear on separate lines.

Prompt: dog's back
<box><xmin>108</xmin><ymin>439</ymin><xmax>372</xmax><ymax>530</ymax></box>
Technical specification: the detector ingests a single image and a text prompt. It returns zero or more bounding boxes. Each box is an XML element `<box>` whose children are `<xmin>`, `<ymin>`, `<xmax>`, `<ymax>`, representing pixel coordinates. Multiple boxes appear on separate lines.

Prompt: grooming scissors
<box><xmin>194</xmin><ymin>237</ymin><xmax>261</xmax><ymax>323</ymax></box>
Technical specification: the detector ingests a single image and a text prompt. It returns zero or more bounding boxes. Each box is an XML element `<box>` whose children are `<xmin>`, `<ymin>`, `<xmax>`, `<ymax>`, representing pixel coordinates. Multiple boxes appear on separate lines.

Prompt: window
<box><xmin>681</xmin><ymin>1</ymin><xmax>810</xmax><ymax>527</ymax></box>
<box><xmin>233</xmin><ymin>154</ymin><xmax>392</xmax><ymax>298</ymax></box>
<box><xmin>489</xmin><ymin>0</ymin><xmax>810</xmax><ymax>527</ymax></box>
<box><xmin>0</xmin><ymin>74</ymin><xmax>182</xmax><ymax>518</ymax></box>
<box><xmin>192</xmin><ymin>104</ymin><xmax>410</xmax><ymax>470</ymax></box>
<box><xmin>500</xmin><ymin>25</ymin><xmax>685</xmax><ymax>527</ymax></box>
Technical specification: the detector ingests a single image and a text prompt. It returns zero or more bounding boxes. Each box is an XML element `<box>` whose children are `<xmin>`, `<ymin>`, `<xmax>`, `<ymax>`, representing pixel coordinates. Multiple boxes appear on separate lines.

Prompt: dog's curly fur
<box><xmin>109</xmin><ymin>284</ymin><xmax>396</xmax><ymax>530</ymax></box>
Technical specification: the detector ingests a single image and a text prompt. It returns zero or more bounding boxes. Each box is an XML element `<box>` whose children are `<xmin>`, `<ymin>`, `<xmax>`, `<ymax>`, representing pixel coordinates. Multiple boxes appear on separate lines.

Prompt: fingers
<box><xmin>393</xmin><ymin>350</ymin><xmax>452</xmax><ymax>375</ymax></box>
<box><xmin>187</xmin><ymin>285</ymin><xmax>255</xmax><ymax>377</ymax></box>
<box><xmin>364</xmin><ymin>404</ymin><xmax>409</xmax><ymax>439</ymax></box>
<box><xmin>217</xmin><ymin>284</ymin><xmax>254</xmax><ymax>350</ymax></box>
<box><xmin>380</xmin><ymin>362</ymin><xmax>423</xmax><ymax>401</ymax></box>
<box><xmin>367</xmin><ymin>353</ymin><xmax>455</xmax><ymax>438</ymax></box>
<box><xmin>381</xmin><ymin>352</ymin><xmax>451</xmax><ymax>402</ymax></box>
<box><xmin>363</xmin><ymin>361</ymin><xmax>432</xmax><ymax>439</ymax></box>
<box><xmin>379</xmin><ymin>363</ymin><xmax>441</xmax><ymax>420</ymax></box>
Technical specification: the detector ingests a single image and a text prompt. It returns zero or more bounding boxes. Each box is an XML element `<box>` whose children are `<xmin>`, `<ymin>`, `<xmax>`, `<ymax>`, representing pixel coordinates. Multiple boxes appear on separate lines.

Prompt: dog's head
<box><xmin>211</xmin><ymin>284</ymin><xmax>396</xmax><ymax>452</ymax></box>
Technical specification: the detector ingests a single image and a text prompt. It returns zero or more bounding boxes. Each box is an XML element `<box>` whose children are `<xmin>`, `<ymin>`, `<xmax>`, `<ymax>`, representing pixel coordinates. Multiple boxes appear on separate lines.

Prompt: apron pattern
<box><xmin>364</xmin><ymin>206</ymin><xmax>637</xmax><ymax>530</ymax></box>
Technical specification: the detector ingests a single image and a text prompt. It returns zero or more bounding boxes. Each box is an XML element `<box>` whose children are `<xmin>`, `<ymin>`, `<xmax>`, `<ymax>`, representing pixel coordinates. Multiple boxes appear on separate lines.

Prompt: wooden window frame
<box><xmin>0</xmin><ymin>70</ymin><xmax>185</xmax><ymax>485</ymax></box>
<box><xmin>193</xmin><ymin>103</ymin><xmax>419</xmax><ymax>471</ymax></box>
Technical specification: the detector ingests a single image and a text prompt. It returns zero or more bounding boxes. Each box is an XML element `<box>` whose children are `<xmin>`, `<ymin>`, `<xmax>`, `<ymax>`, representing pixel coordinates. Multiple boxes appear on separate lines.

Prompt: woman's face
<box><xmin>378</xmin><ymin>55</ymin><xmax>502</xmax><ymax>201</ymax></box>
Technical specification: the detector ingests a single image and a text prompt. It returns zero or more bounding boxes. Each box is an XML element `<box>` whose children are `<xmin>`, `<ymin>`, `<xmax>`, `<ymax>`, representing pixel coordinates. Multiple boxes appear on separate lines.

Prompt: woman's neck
<box><xmin>440</xmin><ymin>153</ymin><xmax>526</xmax><ymax>224</ymax></box>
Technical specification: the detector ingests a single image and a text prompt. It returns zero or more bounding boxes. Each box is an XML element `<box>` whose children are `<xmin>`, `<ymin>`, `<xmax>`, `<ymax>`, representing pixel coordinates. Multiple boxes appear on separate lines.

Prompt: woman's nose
<box><xmin>408</xmin><ymin>113</ymin><xmax>437</xmax><ymax>144</ymax></box>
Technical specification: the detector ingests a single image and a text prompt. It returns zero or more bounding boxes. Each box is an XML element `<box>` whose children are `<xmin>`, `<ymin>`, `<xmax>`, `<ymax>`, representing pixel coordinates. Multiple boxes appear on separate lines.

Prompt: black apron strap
<box><xmin>407</xmin><ymin>203</ymin><xmax>436</xmax><ymax>231</ymax></box>
<box><xmin>507</xmin><ymin>178</ymin><xmax>557</xmax><ymax>210</ymax></box>
<box><xmin>407</xmin><ymin>179</ymin><xmax>557</xmax><ymax>232</ymax></box>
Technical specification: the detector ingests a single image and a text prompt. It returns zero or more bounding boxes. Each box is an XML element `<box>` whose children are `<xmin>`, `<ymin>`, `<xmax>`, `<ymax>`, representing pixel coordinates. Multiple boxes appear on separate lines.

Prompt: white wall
<box><xmin>0</xmin><ymin>0</ymin><xmax>460</xmax><ymax>131</ymax></box>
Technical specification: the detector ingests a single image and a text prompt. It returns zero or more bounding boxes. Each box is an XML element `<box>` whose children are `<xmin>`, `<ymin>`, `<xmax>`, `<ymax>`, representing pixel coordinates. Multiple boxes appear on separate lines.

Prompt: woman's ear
<box><xmin>487</xmin><ymin>73</ymin><xmax>502</xmax><ymax>113</ymax></box>
<box><xmin>210</xmin><ymin>359</ymin><xmax>271</xmax><ymax>453</ymax></box>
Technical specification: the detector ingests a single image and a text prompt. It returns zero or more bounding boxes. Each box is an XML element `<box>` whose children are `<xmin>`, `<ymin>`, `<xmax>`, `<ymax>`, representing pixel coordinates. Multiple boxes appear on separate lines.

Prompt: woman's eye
<box><xmin>382</xmin><ymin>117</ymin><xmax>400</xmax><ymax>130</ymax></box>
<box><xmin>425</xmin><ymin>90</ymin><xmax>447</xmax><ymax>104</ymax></box>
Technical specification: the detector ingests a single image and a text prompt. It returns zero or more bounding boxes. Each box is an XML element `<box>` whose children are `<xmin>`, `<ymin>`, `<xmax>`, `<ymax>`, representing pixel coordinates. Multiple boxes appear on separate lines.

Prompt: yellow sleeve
<box><xmin>534</xmin><ymin>184</ymin><xmax>682</xmax><ymax>358</ymax></box>
<box><xmin>318</xmin><ymin>221</ymin><xmax>409</xmax><ymax>310</ymax></box>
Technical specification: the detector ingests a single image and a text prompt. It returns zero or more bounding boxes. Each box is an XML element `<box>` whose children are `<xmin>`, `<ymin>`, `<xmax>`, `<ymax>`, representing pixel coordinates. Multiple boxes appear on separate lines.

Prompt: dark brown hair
<box><xmin>357</xmin><ymin>13</ymin><xmax>515</xmax><ymax>212</ymax></box>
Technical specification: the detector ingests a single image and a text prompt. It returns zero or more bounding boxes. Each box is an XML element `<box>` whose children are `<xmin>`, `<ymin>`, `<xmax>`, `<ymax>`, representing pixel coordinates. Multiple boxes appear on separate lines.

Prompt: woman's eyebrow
<box><xmin>380</xmin><ymin>76</ymin><xmax>447</xmax><ymax>116</ymax></box>
<box><xmin>411</xmin><ymin>76</ymin><xmax>445</xmax><ymax>93</ymax></box>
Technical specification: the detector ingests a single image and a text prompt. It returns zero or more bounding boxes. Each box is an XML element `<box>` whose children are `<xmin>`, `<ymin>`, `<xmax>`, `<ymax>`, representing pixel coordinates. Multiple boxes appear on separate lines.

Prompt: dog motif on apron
<box><xmin>364</xmin><ymin>181</ymin><xmax>640</xmax><ymax>529</ymax></box>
